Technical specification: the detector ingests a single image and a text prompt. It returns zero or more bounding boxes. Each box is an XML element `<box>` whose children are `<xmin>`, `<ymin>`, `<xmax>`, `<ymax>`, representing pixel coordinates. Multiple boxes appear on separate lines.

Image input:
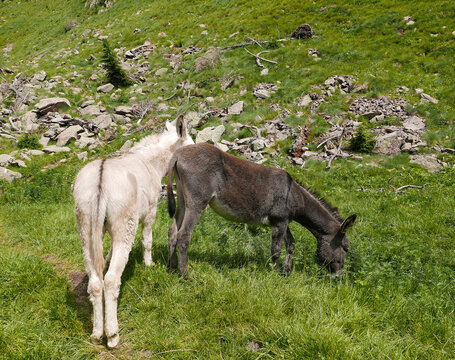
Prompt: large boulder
<box><xmin>35</xmin><ymin>97</ymin><xmax>71</xmax><ymax>115</ymax></box>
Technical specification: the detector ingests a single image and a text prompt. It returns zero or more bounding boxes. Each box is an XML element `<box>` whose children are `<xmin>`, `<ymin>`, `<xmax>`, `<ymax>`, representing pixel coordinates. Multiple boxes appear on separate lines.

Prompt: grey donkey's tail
<box><xmin>167</xmin><ymin>154</ymin><xmax>178</xmax><ymax>218</ymax></box>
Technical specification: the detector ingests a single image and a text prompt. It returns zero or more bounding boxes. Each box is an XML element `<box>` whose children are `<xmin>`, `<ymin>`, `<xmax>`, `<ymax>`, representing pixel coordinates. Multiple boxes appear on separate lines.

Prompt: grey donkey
<box><xmin>167</xmin><ymin>143</ymin><xmax>356</xmax><ymax>279</ymax></box>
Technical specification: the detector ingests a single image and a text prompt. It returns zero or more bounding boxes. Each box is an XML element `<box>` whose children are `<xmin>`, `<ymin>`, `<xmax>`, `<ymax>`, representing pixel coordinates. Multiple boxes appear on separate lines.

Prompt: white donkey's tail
<box><xmin>89</xmin><ymin>158</ymin><xmax>107</xmax><ymax>281</ymax></box>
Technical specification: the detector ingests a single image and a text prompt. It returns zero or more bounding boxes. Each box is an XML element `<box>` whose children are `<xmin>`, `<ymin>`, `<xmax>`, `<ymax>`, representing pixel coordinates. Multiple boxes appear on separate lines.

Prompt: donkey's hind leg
<box><xmin>142</xmin><ymin>203</ymin><xmax>157</xmax><ymax>266</ymax></box>
<box><xmin>271</xmin><ymin>222</ymin><xmax>288</xmax><ymax>271</ymax></box>
<box><xmin>168</xmin><ymin>199</ymin><xmax>185</xmax><ymax>270</ymax></box>
<box><xmin>283</xmin><ymin>227</ymin><xmax>295</xmax><ymax>276</ymax></box>
<box><xmin>176</xmin><ymin>206</ymin><xmax>204</xmax><ymax>280</ymax></box>
<box><xmin>103</xmin><ymin>217</ymin><xmax>138</xmax><ymax>349</ymax></box>
<box><xmin>76</xmin><ymin>210</ymin><xmax>105</xmax><ymax>344</ymax></box>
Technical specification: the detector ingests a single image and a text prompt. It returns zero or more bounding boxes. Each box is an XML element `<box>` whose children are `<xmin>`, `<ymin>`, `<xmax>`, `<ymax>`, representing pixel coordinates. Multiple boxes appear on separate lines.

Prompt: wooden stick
<box><xmin>326</xmin><ymin>127</ymin><xmax>346</xmax><ymax>170</ymax></box>
<box><xmin>395</xmin><ymin>184</ymin><xmax>427</xmax><ymax>193</ymax></box>
<box><xmin>244</xmin><ymin>48</ymin><xmax>277</xmax><ymax>67</ymax></box>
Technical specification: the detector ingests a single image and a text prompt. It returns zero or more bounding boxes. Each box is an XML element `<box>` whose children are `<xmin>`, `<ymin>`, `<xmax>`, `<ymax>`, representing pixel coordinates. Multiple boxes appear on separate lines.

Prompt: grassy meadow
<box><xmin>1</xmin><ymin>0</ymin><xmax>455</xmax><ymax>359</ymax></box>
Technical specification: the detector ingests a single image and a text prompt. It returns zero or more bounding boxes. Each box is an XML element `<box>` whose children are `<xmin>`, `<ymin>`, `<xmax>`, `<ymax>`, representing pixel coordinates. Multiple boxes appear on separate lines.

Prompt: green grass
<box><xmin>1</xmin><ymin>159</ymin><xmax>454</xmax><ymax>359</ymax></box>
<box><xmin>1</xmin><ymin>0</ymin><xmax>455</xmax><ymax>358</ymax></box>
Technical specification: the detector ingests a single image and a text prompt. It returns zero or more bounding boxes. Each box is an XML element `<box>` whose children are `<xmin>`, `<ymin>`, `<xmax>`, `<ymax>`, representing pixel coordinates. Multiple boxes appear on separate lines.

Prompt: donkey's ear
<box><xmin>175</xmin><ymin>114</ymin><xmax>186</xmax><ymax>138</ymax></box>
<box><xmin>340</xmin><ymin>214</ymin><xmax>357</xmax><ymax>233</ymax></box>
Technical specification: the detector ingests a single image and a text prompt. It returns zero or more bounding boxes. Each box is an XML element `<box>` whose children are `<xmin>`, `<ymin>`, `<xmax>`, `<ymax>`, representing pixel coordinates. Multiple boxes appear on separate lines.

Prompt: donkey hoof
<box><xmin>107</xmin><ymin>333</ymin><xmax>120</xmax><ymax>349</ymax></box>
<box><xmin>90</xmin><ymin>333</ymin><xmax>103</xmax><ymax>345</ymax></box>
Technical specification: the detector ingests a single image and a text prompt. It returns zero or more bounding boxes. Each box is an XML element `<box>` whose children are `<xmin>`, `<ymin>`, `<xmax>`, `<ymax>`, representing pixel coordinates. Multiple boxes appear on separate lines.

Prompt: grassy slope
<box><xmin>1</xmin><ymin>0</ymin><xmax>455</xmax><ymax>359</ymax></box>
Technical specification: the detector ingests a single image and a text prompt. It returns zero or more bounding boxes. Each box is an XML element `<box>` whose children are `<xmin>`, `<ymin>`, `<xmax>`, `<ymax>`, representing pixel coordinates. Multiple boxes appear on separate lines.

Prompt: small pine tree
<box><xmin>350</xmin><ymin>125</ymin><xmax>376</xmax><ymax>153</ymax></box>
<box><xmin>101</xmin><ymin>39</ymin><xmax>132</xmax><ymax>87</ymax></box>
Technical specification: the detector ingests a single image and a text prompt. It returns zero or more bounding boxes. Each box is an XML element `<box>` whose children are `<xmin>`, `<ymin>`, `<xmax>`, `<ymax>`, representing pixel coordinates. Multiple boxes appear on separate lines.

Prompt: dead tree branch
<box><xmin>395</xmin><ymin>184</ymin><xmax>428</xmax><ymax>193</ymax></box>
<box><xmin>244</xmin><ymin>48</ymin><xmax>277</xmax><ymax>67</ymax></box>
<box><xmin>326</xmin><ymin>127</ymin><xmax>346</xmax><ymax>170</ymax></box>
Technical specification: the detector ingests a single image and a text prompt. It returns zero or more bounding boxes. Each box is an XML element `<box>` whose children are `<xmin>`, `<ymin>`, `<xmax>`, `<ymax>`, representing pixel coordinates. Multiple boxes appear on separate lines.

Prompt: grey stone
<box><xmin>0</xmin><ymin>154</ymin><xmax>15</xmax><ymax>167</ymax></box>
<box><xmin>297</xmin><ymin>94</ymin><xmax>312</xmax><ymax>107</ymax></box>
<box><xmin>92</xmin><ymin>114</ymin><xmax>113</xmax><ymax>129</ymax></box>
<box><xmin>373</xmin><ymin>132</ymin><xmax>404</xmax><ymax>155</ymax></box>
<box><xmin>97</xmin><ymin>83</ymin><xmax>114</xmax><ymax>93</ymax></box>
<box><xmin>35</xmin><ymin>97</ymin><xmax>71</xmax><ymax>115</ymax></box>
<box><xmin>420</xmin><ymin>93</ymin><xmax>439</xmax><ymax>105</ymax></box>
<box><xmin>0</xmin><ymin>166</ymin><xmax>22</xmax><ymax>182</ymax></box>
<box><xmin>80</xmin><ymin>100</ymin><xmax>95</xmax><ymax>108</ymax></box>
<box><xmin>75</xmin><ymin>135</ymin><xmax>96</xmax><ymax>149</ymax></box>
<box><xmin>251</xmin><ymin>138</ymin><xmax>266</xmax><ymax>151</ymax></box>
<box><xmin>79</xmin><ymin>105</ymin><xmax>103</xmax><ymax>116</ymax></box>
<box><xmin>403</xmin><ymin>116</ymin><xmax>425</xmax><ymax>132</ymax></box>
<box><xmin>39</xmin><ymin>136</ymin><xmax>50</xmax><ymax>147</ymax></box>
<box><xmin>26</xmin><ymin>149</ymin><xmax>45</xmax><ymax>156</ymax></box>
<box><xmin>155</xmin><ymin>68</ymin><xmax>169</xmax><ymax>76</ymax></box>
<box><xmin>228</xmin><ymin>101</ymin><xmax>244</xmax><ymax>115</ymax></box>
<box><xmin>20</xmin><ymin>111</ymin><xmax>39</xmax><ymax>131</ymax></box>
<box><xmin>410</xmin><ymin>154</ymin><xmax>443</xmax><ymax>173</ymax></box>
<box><xmin>185</xmin><ymin>111</ymin><xmax>203</xmax><ymax>128</ymax></box>
<box><xmin>196</xmin><ymin>125</ymin><xmax>225</xmax><ymax>144</ymax></box>
<box><xmin>56</xmin><ymin>125</ymin><xmax>83</xmax><ymax>146</ymax></box>
<box><xmin>214</xmin><ymin>142</ymin><xmax>229</xmax><ymax>152</ymax></box>
<box><xmin>76</xmin><ymin>151</ymin><xmax>88</xmax><ymax>161</ymax></box>
<box><xmin>33</xmin><ymin>71</ymin><xmax>47</xmax><ymax>82</ymax></box>
<box><xmin>43</xmin><ymin>145</ymin><xmax>71</xmax><ymax>153</ymax></box>
<box><xmin>253</xmin><ymin>89</ymin><xmax>270</xmax><ymax>99</ymax></box>
<box><xmin>119</xmin><ymin>139</ymin><xmax>134</xmax><ymax>153</ymax></box>
<box><xmin>114</xmin><ymin>106</ymin><xmax>133</xmax><ymax>116</ymax></box>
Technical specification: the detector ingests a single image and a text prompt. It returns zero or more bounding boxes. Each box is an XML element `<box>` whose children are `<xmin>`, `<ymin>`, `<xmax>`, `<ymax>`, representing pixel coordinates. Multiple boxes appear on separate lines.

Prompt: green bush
<box><xmin>350</xmin><ymin>125</ymin><xmax>376</xmax><ymax>153</ymax></box>
<box><xmin>17</xmin><ymin>134</ymin><xmax>42</xmax><ymax>150</ymax></box>
<box><xmin>101</xmin><ymin>39</ymin><xmax>132</xmax><ymax>88</ymax></box>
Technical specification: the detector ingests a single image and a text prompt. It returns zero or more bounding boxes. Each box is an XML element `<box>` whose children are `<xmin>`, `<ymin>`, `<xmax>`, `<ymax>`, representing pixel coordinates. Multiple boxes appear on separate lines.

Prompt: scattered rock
<box><xmin>114</xmin><ymin>106</ymin><xmax>133</xmax><ymax>116</ymax></box>
<box><xmin>0</xmin><ymin>167</ymin><xmax>22</xmax><ymax>182</ymax></box>
<box><xmin>92</xmin><ymin>114</ymin><xmax>113</xmax><ymax>129</ymax></box>
<box><xmin>410</xmin><ymin>154</ymin><xmax>443</xmax><ymax>173</ymax></box>
<box><xmin>32</xmin><ymin>71</ymin><xmax>47</xmax><ymax>82</ymax></box>
<box><xmin>290</xmin><ymin>24</ymin><xmax>314</xmax><ymax>39</ymax></box>
<box><xmin>297</xmin><ymin>94</ymin><xmax>313</xmax><ymax>107</ymax></box>
<box><xmin>196</xmin><ymin>125</ymin><xmax>225</xmax><ymax>144</ymax></box>
<box><xmin>35</xmin><ymin>97</ymin><xmax>71</xmax><ymax>115</ymax></box>
<box><xmin>56</xmin><ymin>125</ymin><xmax>83</xmax><ymax>146</ymax></box>
<box><xmin>79</xmin><ymin>105</ymin><xmax>103</xmax><ymax>116</ymax></box>
<box><xmin>420</xmin><ymin>93</ymin><xmax>439</xmax><ymax>105</ymax></box>
<box><xmin>349</xmin><ymin>96</ymin><xmax>408</xmax><ymax>119</ymax></box>
<box><xmin>403</xmin><ymin>115</ymin><xmax>425</xmax><ymax>132</ymax></box>
<box><xmin>228</xmin><ymin>101</ymin><xmax>244</xmax><ymax>115</ymax></box>
<box><xmin>97</xmin><ymin>83</ymin><xmax>114</xmax><ymax>93</ymax></box>
<box><xmin>43</xmin><ymin>145</ymin><xmax>71</xmax><ymax>153</ymax></box>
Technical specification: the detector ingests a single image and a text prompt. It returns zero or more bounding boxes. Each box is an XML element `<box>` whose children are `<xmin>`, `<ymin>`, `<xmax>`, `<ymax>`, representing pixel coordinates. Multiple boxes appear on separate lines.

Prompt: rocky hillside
<box><xmin>1</xmin><ymin>0</ymin><xmax>454</xmax><ymax>182</ymax></box>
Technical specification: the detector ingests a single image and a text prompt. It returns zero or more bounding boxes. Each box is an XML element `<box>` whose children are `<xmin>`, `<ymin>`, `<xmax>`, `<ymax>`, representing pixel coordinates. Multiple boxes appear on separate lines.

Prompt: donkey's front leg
<box><xmin>142</xmin><ymin>205</ymin><xmax>157</xmax><ymax>266</ymax></box>
<box><xmin>271</xmin><ymin>222</ymin><xmax>287</xmax><ymax>271</ymax></box>
<box><xmin>283</xmin><ymin>227</ymin><xmax>295</xmax><ymax>276</ymax></box>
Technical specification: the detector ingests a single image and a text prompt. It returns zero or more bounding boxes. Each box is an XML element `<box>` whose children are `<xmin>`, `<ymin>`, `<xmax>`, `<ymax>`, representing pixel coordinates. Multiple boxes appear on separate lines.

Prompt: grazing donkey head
<box><xmin>316</xmin><ymin>213</ymin><xmax>356</xmax><ymax>278</ymax></box>
<box><xmin>73</xmin><ymin>114</ymin><xmax>192</xmax><ymax>348</ymax></box>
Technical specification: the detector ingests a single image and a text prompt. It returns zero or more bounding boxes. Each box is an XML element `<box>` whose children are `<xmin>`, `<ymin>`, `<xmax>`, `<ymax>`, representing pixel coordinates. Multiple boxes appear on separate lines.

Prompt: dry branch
<box><xmin>326</xmin><ymin>127</ymin><xmax>346</xmax><ymax>170</ymax></box>
<box><xmin>395</xmin><ymin>184</ymin><xmax>428</xmax><ymax>193</ymax></box>
<box><xmin>244</xmin><ymin>48</ymin><xmax>277</xmax><ymax>67</ymax></box>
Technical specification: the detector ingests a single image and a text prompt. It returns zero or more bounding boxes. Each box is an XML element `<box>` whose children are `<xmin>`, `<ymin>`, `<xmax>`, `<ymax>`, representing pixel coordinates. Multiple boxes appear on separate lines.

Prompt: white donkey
<box><xmin>73</xmin><ymin>115</ymin><xmax>193</xmax><ymax>348</ymax></box>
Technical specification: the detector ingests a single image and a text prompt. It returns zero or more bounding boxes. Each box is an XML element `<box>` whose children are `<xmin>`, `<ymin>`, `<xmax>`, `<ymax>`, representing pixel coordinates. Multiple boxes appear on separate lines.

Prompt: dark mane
<box><xmin>291</xmin><ymin>176</ymin><xmax>344</xmax><ymax>224</ymax></box>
